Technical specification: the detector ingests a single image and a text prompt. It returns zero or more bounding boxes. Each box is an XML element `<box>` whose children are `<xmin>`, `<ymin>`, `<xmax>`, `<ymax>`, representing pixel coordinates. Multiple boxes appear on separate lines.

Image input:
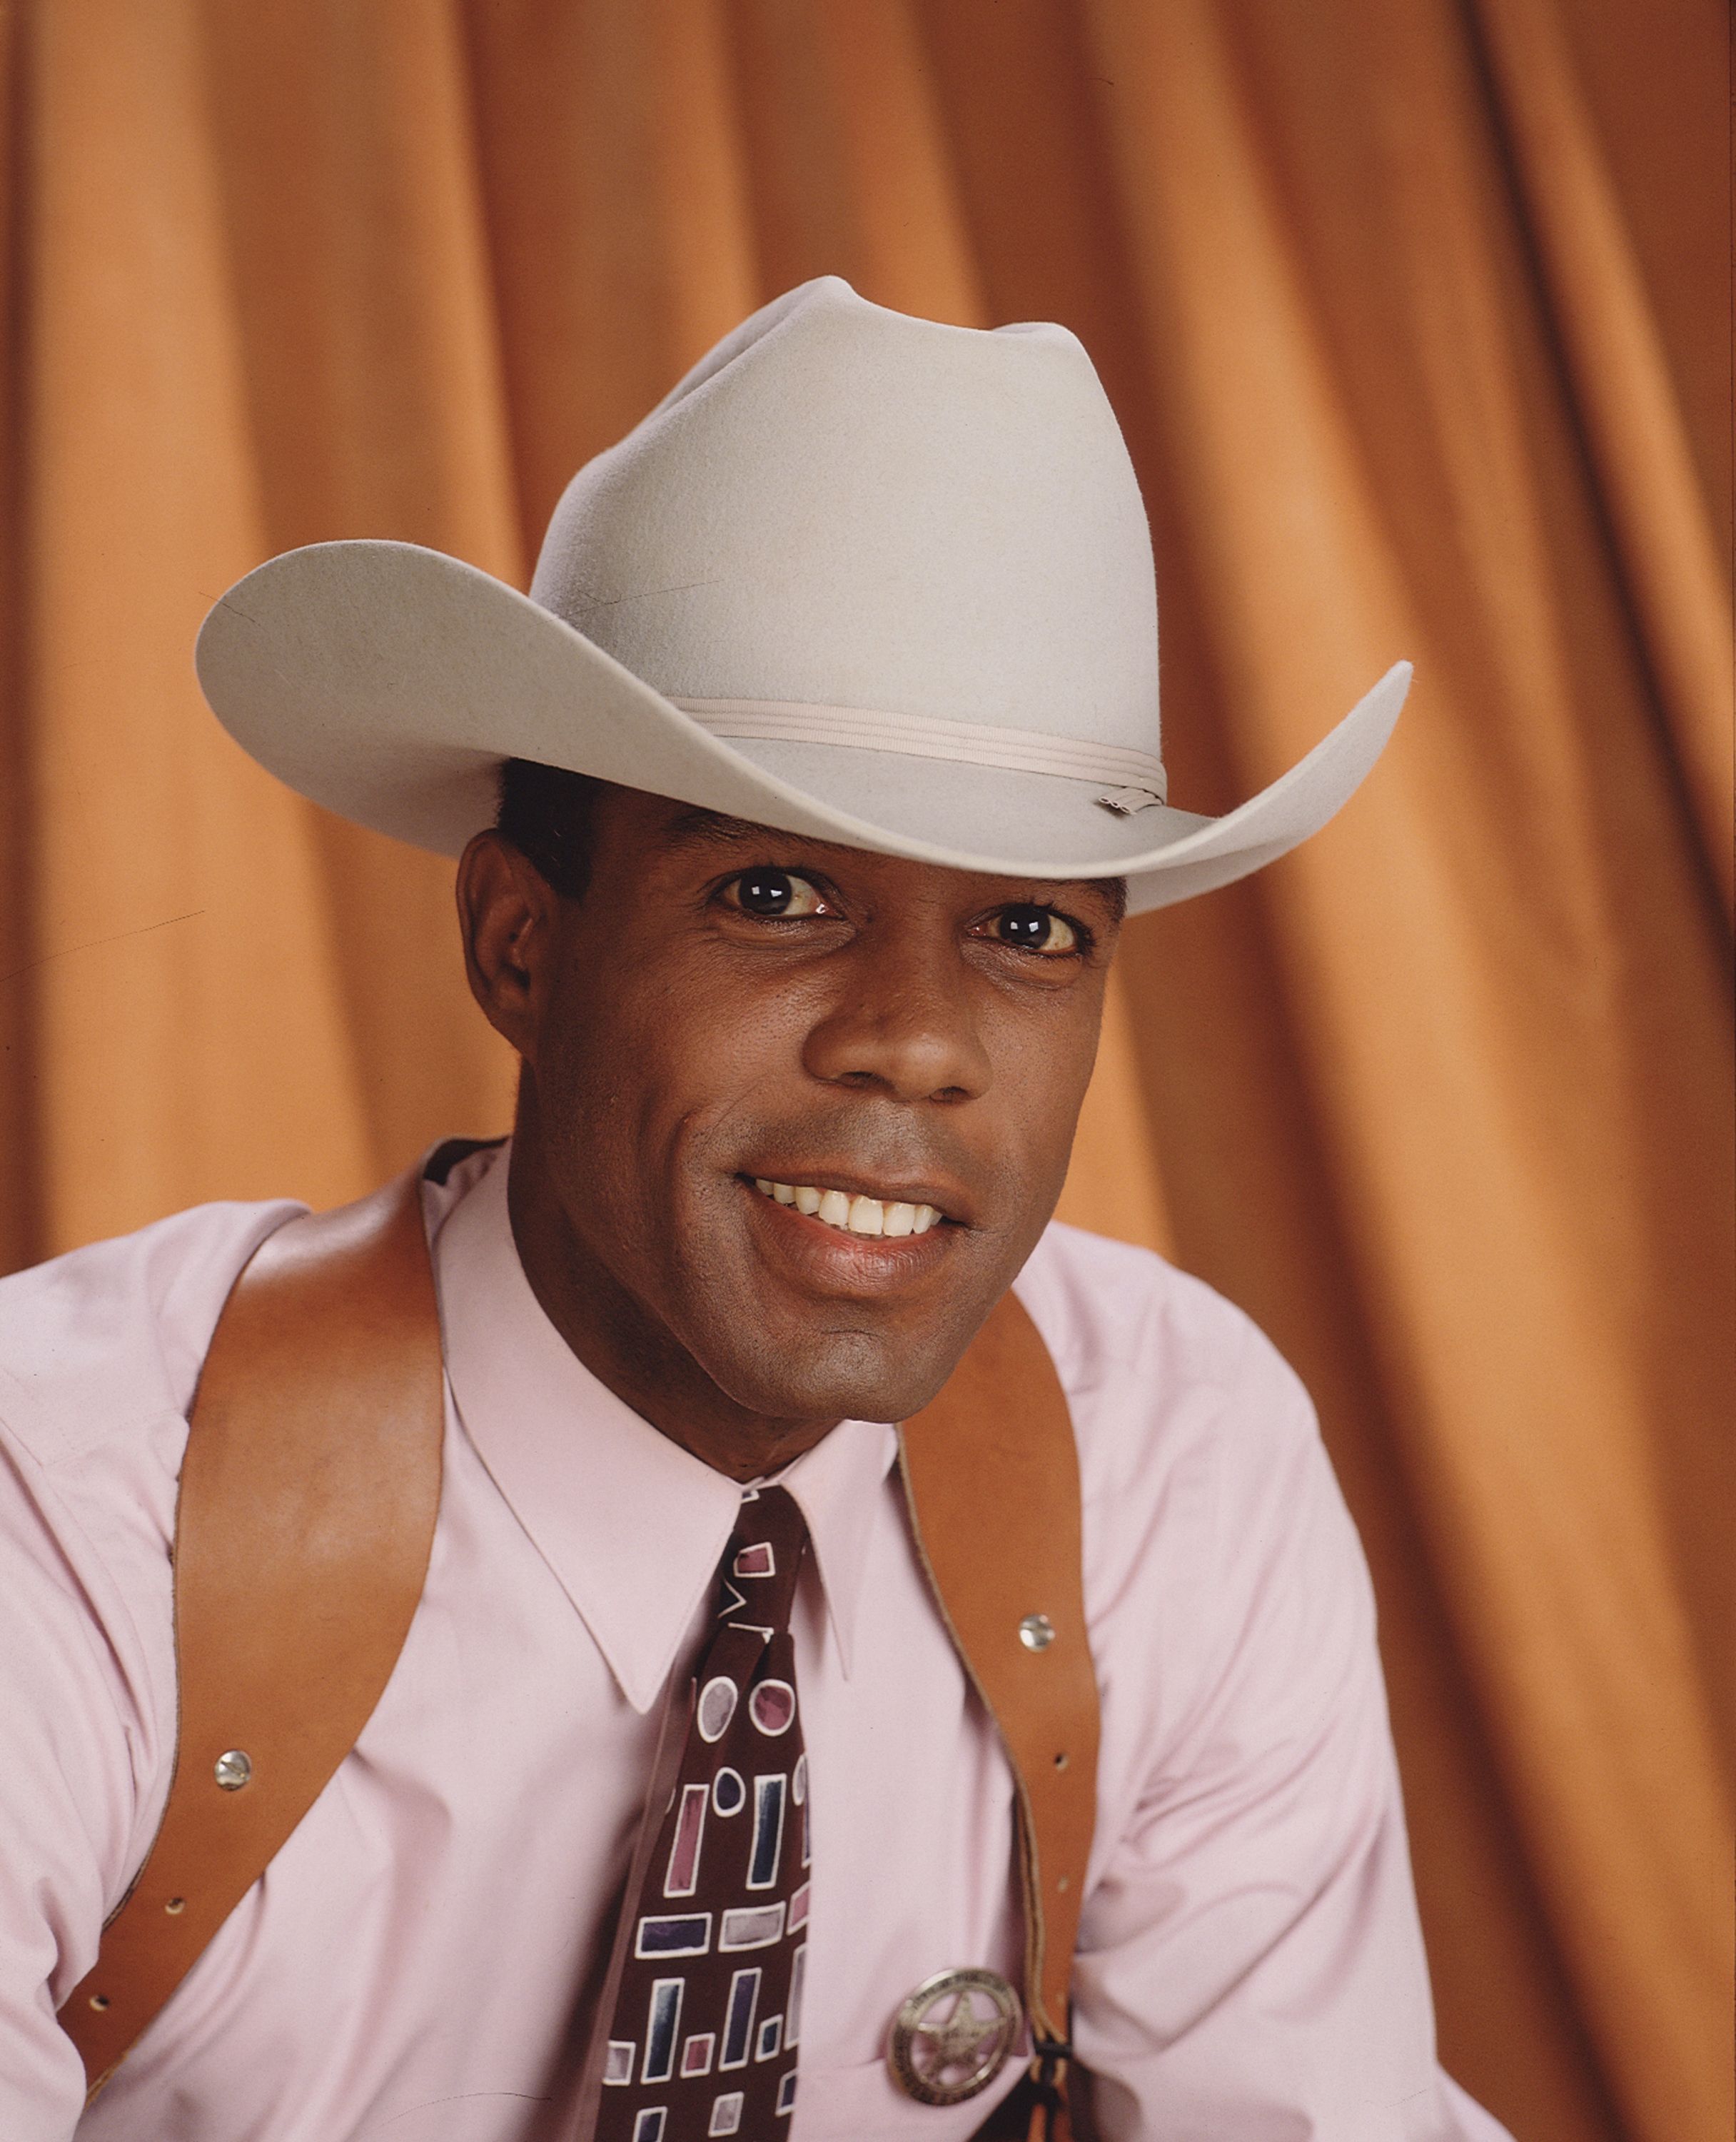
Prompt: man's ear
<box><xmin>455</xmin><ymin>830</ymin><xmax>562</xmax><ymax>1062</ymax></box>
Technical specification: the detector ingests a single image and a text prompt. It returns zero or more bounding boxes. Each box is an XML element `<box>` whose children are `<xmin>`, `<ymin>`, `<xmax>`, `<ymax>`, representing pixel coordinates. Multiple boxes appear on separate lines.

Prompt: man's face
<box><xmin>459</xmin><ymin>785</ymin><xmax>1121</xmax><ymax>1470</ymax></box>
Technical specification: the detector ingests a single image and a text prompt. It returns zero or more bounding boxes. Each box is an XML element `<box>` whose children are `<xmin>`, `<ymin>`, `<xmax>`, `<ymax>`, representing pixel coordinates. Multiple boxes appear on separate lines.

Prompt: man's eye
<box><xmin>722</xmin><ymin>868</ymin><xmax>830</xmax><ymax>918</ymax></box>
<box><xmin>986</xmin><ymin>904</ymin><xmax>1079</xmax><ymax>955</ymax></box>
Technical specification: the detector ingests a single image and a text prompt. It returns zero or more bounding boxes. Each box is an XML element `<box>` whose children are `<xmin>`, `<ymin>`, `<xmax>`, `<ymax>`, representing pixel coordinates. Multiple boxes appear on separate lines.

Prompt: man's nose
<box><xmin>799</xmin><ymin>927</ymin><xmax>991</xmax><ymax>1105</ymax></box>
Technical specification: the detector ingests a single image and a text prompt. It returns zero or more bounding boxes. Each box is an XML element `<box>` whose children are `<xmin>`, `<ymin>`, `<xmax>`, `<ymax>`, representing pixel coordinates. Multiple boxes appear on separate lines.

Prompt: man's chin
<box><xmin>695</xmin><ymin>1314</ymin><xmax>975</xmax><ymax>1431</ymax></box>
<box><xmin>675</xmin><ymin>1186</ymin><xmax>1027</xmax><ymax>1427</ymax></box>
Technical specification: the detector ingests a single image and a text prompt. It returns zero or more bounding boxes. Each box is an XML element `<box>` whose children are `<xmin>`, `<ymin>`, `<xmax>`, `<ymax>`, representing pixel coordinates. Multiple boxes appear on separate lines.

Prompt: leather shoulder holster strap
<box><xmin>58</xmin><ymin>1167</ymin><xmax>1100</xmax><ymax>2111</ymax></box>
<box><xmin>61</xmin><ymin>1172</ymin><xmax>445</xmax><ymax>2094</ymax></box>
<box><xmin>898</xmin><ymin>1297</ymin><xmax>1099</xmax><ymax>2055</ymax></box>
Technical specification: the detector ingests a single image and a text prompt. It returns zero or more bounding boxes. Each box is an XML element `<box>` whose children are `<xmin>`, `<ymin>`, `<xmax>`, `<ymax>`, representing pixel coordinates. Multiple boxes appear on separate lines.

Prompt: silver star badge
<box><xmin>887</xmin><ymin>1966</ymin><xmax>1022</xmax><ymax>2106</ymax></box>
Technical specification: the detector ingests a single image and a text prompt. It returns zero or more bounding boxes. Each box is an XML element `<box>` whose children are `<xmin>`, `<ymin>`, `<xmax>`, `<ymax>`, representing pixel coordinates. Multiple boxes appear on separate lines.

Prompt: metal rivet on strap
<box><xmin>1054</xmin><ymin>1751</ymin><xmax>1069</xmax><ymax>1770</ymax></box>
<box><xmin>165</xmin><ymin>1896</ymin><xmax>186</xmax><ymax>1915</ymax></box>
<box><xmin>88</xmin><ymin>1993</ymin><xmax>111</xmax><ymax>2012</ymax></box>
<box><xmin>1018</xmin><ymin>1613</ymin><xmax>1056</xmax><ymax>1651</ymax></box>
<box><xmin>213</xmin><ymin>1749</ymin><xmax>253</xmax><ymax>1791</ymax></box>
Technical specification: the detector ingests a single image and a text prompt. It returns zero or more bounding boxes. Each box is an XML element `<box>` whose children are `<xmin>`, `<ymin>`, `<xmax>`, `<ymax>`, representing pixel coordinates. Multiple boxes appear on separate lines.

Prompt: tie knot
<box><xmin>718</xmin><ymin>1484</ymin><xmax>808</xmax><ymax>1629</ymax></box>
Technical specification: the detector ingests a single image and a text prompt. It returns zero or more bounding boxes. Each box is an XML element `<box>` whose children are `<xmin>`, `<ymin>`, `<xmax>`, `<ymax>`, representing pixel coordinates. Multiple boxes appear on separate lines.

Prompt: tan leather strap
<box><xmin>899</xmin><ymin>1289</ymin><xmax>1099</xmax><ymax>2052</ymax></box>
<box><xmin>60</xmin><ymin>1170</ymin><xmax>444</xmax><ymax>2094</ymax></box>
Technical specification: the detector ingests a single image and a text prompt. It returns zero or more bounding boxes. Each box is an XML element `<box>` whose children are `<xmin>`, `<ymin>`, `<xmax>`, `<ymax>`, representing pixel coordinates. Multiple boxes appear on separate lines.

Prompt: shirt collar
<box><xmin>434</xmin><ymin>1146</ymin><xmax>894</xmax><ymax>1713</ymax></box>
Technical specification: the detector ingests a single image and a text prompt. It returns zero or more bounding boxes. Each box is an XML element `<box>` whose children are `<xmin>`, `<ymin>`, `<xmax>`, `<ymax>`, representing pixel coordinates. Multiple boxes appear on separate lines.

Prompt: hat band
<box><xmin>671</xmin><ymin>698</ymin><xmax>1168</xmax><ymax>816</ymax></box>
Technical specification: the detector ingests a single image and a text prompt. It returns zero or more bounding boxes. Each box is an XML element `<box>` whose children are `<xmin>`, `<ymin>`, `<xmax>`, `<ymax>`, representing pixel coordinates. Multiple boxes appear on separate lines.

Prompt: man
<box><xmin>1</xmin><ymin>280</ymin><xmax>1508</xmax><ymax>2138</ymax></box>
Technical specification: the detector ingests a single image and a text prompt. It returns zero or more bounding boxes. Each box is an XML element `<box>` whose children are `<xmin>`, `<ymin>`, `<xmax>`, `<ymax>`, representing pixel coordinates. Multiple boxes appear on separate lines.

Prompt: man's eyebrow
<box><xmin>1091</xmin><ymin>877</ymin><xmax>1129</xmax><ymax>925</ymax></box>
<box><xmin>660</xmin><ymin>806</ymin><xmax>798</xmax><ymax>853</ymax></box>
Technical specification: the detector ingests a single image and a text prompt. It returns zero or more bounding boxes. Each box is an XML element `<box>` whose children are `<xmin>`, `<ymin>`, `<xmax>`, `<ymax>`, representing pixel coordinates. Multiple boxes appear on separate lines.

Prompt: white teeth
<box><xmin>752</xmin><ymin>1178</ymin><xmax>946</xmax><ymax>1238</ymax></box>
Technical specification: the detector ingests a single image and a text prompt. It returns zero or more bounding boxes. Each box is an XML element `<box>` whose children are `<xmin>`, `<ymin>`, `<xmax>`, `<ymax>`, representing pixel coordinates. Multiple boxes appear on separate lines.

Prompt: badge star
<box><xmin>914</xmin><ymin>1991</ymin><xmax>1011</xmax><ymax>2080</ymax></box>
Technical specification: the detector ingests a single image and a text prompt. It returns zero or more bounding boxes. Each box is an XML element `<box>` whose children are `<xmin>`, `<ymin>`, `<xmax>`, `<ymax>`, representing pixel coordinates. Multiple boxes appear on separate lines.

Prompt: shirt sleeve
<box><xmin>1071</xmin><ymin>1322</ymin><xmax>1513</xmax><ymax>2142</ymax></box>
<box><xmin>0</xmin><ymin>1430</ymin><xmax>158</xmax><ymax>2142</ymax></box>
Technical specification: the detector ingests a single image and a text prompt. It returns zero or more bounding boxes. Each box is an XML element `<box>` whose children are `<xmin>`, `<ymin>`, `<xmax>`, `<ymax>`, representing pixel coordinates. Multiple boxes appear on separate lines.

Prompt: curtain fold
<box><xmin>1470</xmin><ymin>0</ymin><xmax>1732</xmax><ymax>920</ymax></box>
<box><xmin>2</xmin><ymin>6</ymin><xmax>1727</xmax><ymax>2138</ymax></box>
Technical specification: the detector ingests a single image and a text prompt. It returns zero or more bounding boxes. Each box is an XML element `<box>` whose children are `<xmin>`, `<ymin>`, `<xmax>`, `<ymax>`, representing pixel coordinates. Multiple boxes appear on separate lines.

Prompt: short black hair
<box><xmin>495</xmin><ymin>758</ymin><xmax>603</xmax><ymax>900</ymax></box>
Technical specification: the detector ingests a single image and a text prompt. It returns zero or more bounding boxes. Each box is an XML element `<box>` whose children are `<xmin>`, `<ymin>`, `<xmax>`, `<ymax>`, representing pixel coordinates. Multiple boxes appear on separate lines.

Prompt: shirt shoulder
<box><xmin>0</xmin><ymin>1197</ymin><xmax>301</xmax><ymax>1473</ymax></box>
<box><xmin>1011</xmin><ymin>1222</ymin><xmax>1343</xmax><ymax>1718</ymax></box>
<box><xmin>1014</xmin><ymin>1217</ymin><xmax>1316</xmax><ymax>1473</ymax></box>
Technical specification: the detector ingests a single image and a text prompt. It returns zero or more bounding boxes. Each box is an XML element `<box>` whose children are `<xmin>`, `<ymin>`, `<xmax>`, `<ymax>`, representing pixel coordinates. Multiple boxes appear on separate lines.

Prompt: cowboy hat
<box><xmin>196</xmin><ymin>276</ymin><xmax>1408</xmax><ymax>914</ymax></box>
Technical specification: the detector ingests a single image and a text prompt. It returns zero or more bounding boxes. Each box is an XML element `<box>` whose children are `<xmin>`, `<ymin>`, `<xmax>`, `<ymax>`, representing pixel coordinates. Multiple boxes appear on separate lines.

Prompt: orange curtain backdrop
<box><xmin>1</xmin><ymin>6</ymin><xmax>1728</xmax><ymax>2140</ymax></box>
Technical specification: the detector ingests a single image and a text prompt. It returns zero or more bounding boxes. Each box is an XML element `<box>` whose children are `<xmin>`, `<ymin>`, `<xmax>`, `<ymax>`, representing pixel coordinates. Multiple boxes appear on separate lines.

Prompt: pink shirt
<box><xmin>1</xmin><ymin>1142</ymin><xmax>1507</xmax><ymax>2141</ymax></box>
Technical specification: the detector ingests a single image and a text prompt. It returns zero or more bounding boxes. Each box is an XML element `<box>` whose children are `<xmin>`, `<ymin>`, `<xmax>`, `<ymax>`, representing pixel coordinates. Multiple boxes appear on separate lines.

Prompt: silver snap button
<box><xmin>1018</xmin><ymin>1613</ymin><xmax>1056</xmax><ymax>1651</ymax></box>
<box><xmin>213</xmin><ymin>1749</ymin><xmax>253</xmax><ymax>1791</ymax></box>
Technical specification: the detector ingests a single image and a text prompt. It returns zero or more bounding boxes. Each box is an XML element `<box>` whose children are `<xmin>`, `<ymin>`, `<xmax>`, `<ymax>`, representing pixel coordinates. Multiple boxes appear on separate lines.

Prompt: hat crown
<box><xmin>529</xmin><ymin>278</ymin><xmax>1161</xmax><ymax>755</ymax></box>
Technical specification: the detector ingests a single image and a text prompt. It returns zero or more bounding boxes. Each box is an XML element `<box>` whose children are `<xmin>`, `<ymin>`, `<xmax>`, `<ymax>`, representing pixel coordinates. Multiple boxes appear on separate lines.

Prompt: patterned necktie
<box><xmin>596</xmin><ymin>1486</ymin><xmax>812</xmax><ymax>2141</ymax></box>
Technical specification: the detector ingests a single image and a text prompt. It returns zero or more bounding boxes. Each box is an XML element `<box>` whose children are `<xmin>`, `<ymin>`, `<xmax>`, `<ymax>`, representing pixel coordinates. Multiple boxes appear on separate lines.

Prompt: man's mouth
<box><xmin>751</xmin><ymin>1177</ymin><xmax>944</xmax><ymax>1239</ymax></box>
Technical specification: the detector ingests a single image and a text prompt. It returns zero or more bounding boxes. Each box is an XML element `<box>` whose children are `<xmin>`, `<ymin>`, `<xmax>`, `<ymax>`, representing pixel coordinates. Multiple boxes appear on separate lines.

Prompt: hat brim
<box><xmin>196</xmin><ymin>540</ymin><xmax>1408</xmax><ymax>917</ymax></box>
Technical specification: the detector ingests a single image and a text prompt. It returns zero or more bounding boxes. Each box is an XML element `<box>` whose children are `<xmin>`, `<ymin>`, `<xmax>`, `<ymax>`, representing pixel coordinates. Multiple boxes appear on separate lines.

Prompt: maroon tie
<box><xmin>595</xmin><ymin>1487</ymin><xmax>812</xmax><ymax>2141</ymax></box>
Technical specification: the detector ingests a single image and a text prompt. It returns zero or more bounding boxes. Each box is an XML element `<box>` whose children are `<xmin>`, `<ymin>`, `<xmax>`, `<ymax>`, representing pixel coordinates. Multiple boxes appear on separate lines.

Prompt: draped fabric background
<box><xmin>0</xmin><ymin>4</ymin><xmax>1727</xmax><ymax>2138</ymax></box>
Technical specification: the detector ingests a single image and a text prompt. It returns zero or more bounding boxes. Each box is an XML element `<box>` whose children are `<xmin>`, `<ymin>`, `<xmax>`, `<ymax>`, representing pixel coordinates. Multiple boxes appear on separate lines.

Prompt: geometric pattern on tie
<box><xmin>595</xmin><ymin>1486</ymin><xmax>812</xmax><ymax>2141</ymax></box>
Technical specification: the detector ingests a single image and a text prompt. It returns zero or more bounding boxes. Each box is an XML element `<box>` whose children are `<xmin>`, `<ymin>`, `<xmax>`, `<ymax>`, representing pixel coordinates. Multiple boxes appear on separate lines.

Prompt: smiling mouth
<box><xmin>750</xmin><ymin>1177</ymin><xmax>944</xmax><ymax>1239</ymax></box>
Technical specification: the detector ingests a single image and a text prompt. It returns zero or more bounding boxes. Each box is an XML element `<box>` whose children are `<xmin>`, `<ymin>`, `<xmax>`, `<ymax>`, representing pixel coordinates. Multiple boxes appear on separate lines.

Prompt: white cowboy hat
<box><xmin>196</xmin><ymin>276</ymin><xmax>1408</xmax><ymax>915</ymax></box>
